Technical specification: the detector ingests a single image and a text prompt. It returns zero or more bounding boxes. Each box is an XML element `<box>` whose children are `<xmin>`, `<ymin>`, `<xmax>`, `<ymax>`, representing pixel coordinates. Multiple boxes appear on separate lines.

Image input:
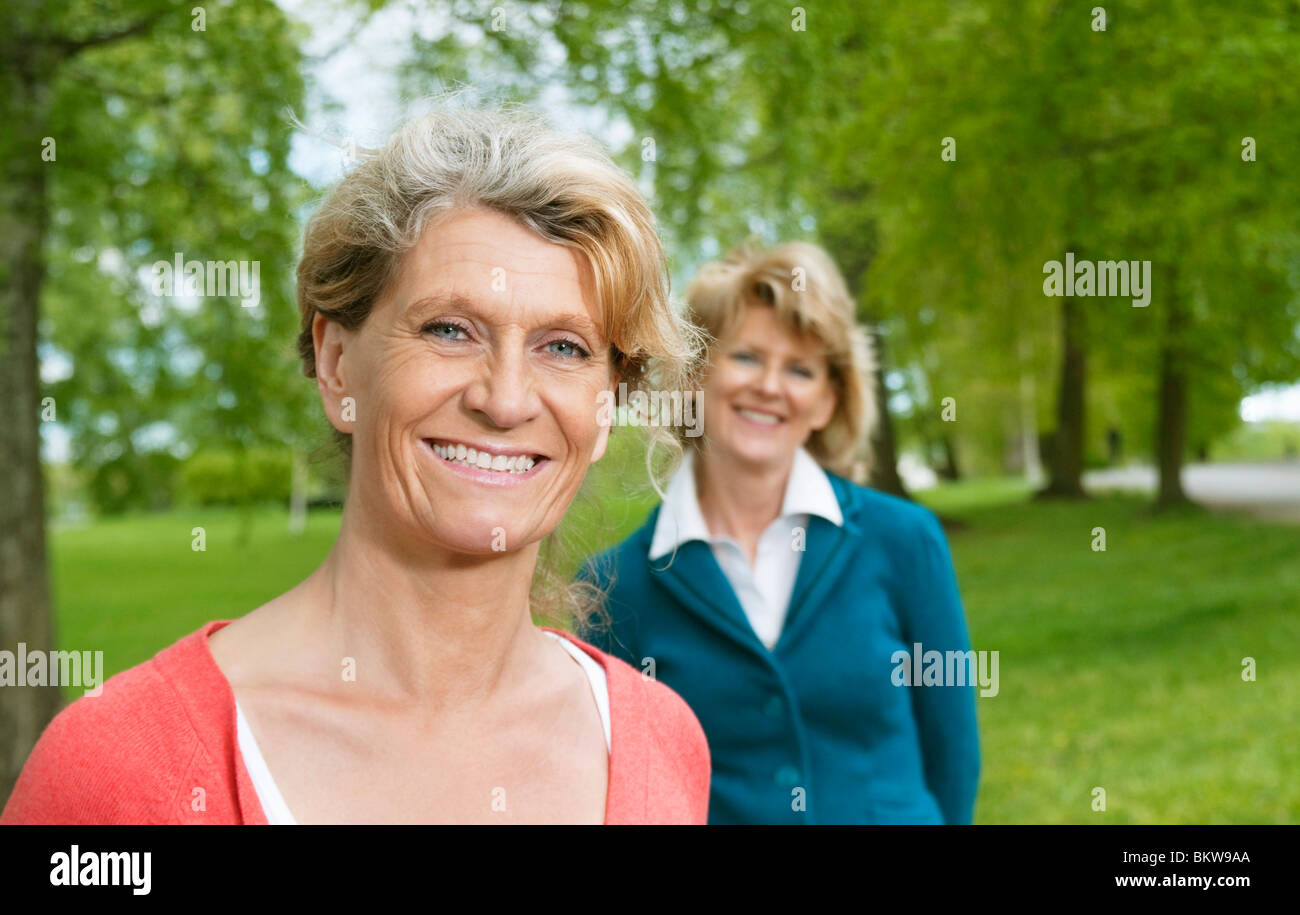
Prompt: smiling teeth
<box><xmin>739</xmin><ymin>409</ymin><xmax>780</xmax><ymax>425</ymax></box>
<box><xmin>432</xmin><ymin>442</ymin><xmax>536</xmax><ymax>473</ymax></box>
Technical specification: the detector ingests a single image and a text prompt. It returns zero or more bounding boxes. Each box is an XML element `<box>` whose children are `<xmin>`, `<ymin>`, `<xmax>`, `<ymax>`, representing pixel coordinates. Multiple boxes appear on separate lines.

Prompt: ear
<box><xmin>591</xmin><ymin>416</ymin><xmax>613</xmax><ymax>464</ymax></box>
<box><xmin>313</xmin><ymin>312</ymin><xmax>354</xmax><ymax>434</ymax></box>
<box><xmin>589</xmin><ymin>370</ymin><xmax>620</xmax><ymax>465</ymax></box>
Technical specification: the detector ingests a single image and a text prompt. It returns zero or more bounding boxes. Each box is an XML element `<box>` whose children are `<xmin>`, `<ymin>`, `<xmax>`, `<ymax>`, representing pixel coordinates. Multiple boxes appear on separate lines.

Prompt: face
<box><xmin>313</xmin><ymin>207</ymin><xmax>616</xmax><ymax>555</ymax></box>
<box><xmin>700</xmin><ymin>304</ymin><xmax>836</xmax><ymax>472</ymax></box>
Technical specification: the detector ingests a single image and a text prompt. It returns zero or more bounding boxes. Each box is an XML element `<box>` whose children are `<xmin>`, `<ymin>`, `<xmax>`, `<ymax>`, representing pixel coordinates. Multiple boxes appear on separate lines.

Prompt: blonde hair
<box><xmin>294</xmin><ymin>99</ymin><xmax>703</xmax><ymax>622</ymax></box>
<box><xmin>683</xmin><ymin>241</ymin><xmax>876</xmax><ymax>479</ymax></box>
<box><xmin>297</xmin><ymin>103</ymin><xmax>698</xmax><ymax>397</ymax></box>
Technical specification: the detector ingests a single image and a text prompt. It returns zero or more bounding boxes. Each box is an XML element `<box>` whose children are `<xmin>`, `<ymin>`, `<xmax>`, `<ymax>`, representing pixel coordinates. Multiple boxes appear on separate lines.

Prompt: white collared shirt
<box><xmin>649</xmin><ymin>447</ymin><xmax>843</xmax><ymax>650</ymax></box>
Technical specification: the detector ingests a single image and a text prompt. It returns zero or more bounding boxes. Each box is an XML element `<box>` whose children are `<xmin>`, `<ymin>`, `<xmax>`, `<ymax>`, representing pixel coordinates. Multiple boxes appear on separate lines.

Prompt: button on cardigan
<box><xmin>1</xmin><ymin>621</ymin><xmax>710</xmax><ymax>825</ymax></box>
<box><xmin>580</xmin><ymin>472</ymin><xmax>981</xmax><ymax>825</ymax></box>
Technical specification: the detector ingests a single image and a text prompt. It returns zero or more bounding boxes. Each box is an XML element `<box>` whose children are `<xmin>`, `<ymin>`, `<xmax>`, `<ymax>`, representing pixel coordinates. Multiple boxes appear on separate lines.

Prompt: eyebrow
<box><xmin>406</xmin><ymin>293</ymin><xmax>601</xmax><ymax>335</ymax></box>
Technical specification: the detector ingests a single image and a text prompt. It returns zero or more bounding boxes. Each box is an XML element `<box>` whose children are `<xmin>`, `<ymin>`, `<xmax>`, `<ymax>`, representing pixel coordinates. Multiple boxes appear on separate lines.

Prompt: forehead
<box><xmin>387</xmin><ymin>207</ymin><xmax>599</xmax><ymax>322</ymax></box>
<box><xmin>727</xmin><ymin>304</ymin><xmax>825</xmax><ymax>357</ymax></box>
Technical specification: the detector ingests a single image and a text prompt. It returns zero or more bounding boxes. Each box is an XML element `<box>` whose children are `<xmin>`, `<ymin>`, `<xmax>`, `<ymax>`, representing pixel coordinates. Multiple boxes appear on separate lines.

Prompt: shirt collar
<box><xmin>648</xmin><ymin>446</ymin><xmax>842</xmax><ymax>561</ymax></box>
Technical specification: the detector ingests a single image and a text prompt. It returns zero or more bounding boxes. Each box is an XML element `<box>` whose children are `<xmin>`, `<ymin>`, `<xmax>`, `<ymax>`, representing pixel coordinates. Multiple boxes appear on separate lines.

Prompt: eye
<box><xmin>730</xmin><ymin>351</ymin><xmax>758</xmax><ymax>364</ymax></box>
<box><xmin>422</xmin><ymin>320</ymin><xmax>470</xmax><ymax>341</ymax></box>
<box><xmin>545</xmin><ymin>337</ymin><xmax>591</xmax><ymax>359</ymax></box>
<box><xmin>788</xmin><ymin>365</ymin><xmax>815</xmax><ymax>379</ymax></box>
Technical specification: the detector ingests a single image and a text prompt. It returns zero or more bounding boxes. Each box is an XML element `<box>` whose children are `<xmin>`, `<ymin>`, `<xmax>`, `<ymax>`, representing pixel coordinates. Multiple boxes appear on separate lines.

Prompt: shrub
<box><xmin>180</xmin><ymin>448</ymin><xmax>292</xmax><ymax>506</ymax></box>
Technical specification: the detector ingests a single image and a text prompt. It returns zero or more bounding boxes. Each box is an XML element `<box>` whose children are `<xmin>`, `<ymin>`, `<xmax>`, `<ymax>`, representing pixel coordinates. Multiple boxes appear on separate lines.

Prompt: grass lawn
<box><xmin>46</xmin><ymin>458</ymin><xmax>1299</xmax><ymax>823</ymax></box>
<box><xmin>919</xmin><ymin>478</ymin><xmax>1300</xmax><ymax>824</ymax></box>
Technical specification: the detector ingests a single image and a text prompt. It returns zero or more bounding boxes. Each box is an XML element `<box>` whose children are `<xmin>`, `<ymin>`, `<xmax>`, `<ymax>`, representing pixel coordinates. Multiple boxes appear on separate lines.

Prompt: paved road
<box><xmin>1084</xmin><ymin>461</ymin><xmax>1300</xmax><ymax>522</ymax></box>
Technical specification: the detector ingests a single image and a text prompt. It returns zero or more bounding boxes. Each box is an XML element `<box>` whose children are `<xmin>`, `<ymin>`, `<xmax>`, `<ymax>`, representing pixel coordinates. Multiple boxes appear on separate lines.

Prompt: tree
<box><xmin>830</xmin><ymin>0</ymin><xmax>1300</xmax><ymax>504</ymax></box>
<box><xmin>0</xmin><ymin>0</ymin><xmax>313</xmax><ymax>805</ymax></box>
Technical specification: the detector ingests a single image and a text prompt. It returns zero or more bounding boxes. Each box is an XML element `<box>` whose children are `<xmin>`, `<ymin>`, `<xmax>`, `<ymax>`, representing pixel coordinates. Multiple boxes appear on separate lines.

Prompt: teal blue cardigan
<box><xmin>578</xmin><ymin>472</ymin><xmax>981</xmax><ymax>824</ymax></box>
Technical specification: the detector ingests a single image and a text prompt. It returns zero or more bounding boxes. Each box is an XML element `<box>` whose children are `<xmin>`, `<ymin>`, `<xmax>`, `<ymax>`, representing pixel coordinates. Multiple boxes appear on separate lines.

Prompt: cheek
<box><xmin>796</xmin><ymin>383</ymin><xmax>835</xmax><ymax>428</ymax></box>
<box><xmin>553</xmin><ymin>376</ymin><xmax>610</xmax><ymax>453</ymax></box>
<box><xmin>703</xmin><ymin>363</ymin><xmax>745</xmax><ymax>406</ymax></box>
<box><xmin>370</xmin><ymin>348</ymin><xmax>451</xmax><ymax>416</ymax></box>
<box><xmin>791</xmin><ymin>386</ymin><xmax>820</xmax><ymax>413</ymax></box>
<box><xmin>700</xmin><ymin>379</ymin><xmax>731</xmax><ymax>426</ymax></box>
<box><xmin>718</xmin><ymin>360</ymin><xmax>751</xmax><ymax>390</ymax></box>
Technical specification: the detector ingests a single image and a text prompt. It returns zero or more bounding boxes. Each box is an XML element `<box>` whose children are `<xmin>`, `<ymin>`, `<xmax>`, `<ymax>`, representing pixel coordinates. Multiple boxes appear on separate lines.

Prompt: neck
<box><xmin>694</xmin><ymin>445</ymin><xmax>794</xmax><ymax>552</ymax></box>
<box><xmin>292</xmin><ymin>495</ymin><xmax>552</xmax><ymax>706</ymax></box>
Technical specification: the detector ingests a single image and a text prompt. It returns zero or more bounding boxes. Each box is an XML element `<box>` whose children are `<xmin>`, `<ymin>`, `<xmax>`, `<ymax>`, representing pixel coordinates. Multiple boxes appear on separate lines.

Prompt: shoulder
<box><xmin>553</xmin><ymin>628</ymin><xmax>704</xmax><ymax>748</ymax></box>
<box><xmin>2</xmin><ymin>623</ymin><xmax>231</xmax><ymax>825</ymax></box>
<box><xmin>555</xmin><ymin>631</ymin><xmax>710</xmax><ymax>823</ymax></box>
<box><xmin>572</xmin><ymin>511</ymin><xmax>663</xmax><ymax>656</ymax></box>
<box><xmin>603</xmin><ymin>647</ymin><xmax>711</xmax><ymax>823</ymax></box>
<box><xmin>577</xmin><ymin>506</ymin><xmax>660</xmax><ymax>588</ymax></box>
<box><xmin>616</xmin><ymin>652</ymin><xmax>707</xmax><ymax>753</ymax></box>
<box><xmin>828</xmin><ymin>472</ymin><xmax>947</xmax><ymax>549</ymax></box>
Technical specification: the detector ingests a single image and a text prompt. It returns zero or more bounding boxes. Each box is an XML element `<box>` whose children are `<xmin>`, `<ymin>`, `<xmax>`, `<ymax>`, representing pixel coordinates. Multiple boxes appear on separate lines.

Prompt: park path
<box><xmin>1084</xmin><ymin>461</ymin><xmax>1300</xmax><ymax>523</ymax></box>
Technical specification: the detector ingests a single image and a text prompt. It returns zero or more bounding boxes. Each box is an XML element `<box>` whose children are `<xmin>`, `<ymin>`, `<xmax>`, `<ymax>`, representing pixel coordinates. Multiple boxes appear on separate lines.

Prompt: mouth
<box><xmin>735</xmin><ymin>407</ymin><xmax>784</xmax><ymax>426</ymax></box>
<box><xmin>423</xmin><ymin>438</ymin><xmax>549</xmax><ymax>479</ymax></box>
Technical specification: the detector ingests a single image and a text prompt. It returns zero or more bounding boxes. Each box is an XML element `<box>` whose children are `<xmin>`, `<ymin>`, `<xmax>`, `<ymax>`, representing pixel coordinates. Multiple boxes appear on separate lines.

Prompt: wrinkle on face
<box><xmin>335</xmin><ymin>207</ymin><xmax>616</xmax><ymax>556</ymax></box>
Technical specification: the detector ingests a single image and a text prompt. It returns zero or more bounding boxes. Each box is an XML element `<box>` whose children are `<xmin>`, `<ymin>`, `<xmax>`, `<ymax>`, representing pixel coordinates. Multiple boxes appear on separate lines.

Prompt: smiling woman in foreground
<box><xmin>3</xmin><ymin>105</ymin><xmax>709</xmax><ymax>825</ymax></box>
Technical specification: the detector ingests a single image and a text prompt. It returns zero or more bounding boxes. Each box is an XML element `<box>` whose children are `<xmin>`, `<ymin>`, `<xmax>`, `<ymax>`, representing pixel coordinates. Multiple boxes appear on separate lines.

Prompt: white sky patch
<box><xmin>278</xmin><ymin>0</ymin><xmax>629</xmax><ymax>184</ymax></box>
<box><xmin>41</xmin><ymin>424</ymin><xmax>72</xmax><ymax>466</ymax></box>
<box><xmin>1241</xmin><ymin>385</ymin><xmax>1300</xmax><ymax>423</ymax></box>
<box><xmin>280</xmin><ymin>0</ymin><xmax>416</xmax><ymax>185</ymax></box>
<box><xmin>40</xmin><ymin>347</ymin><xmax>74</xmax><ymax>385</ymax></box>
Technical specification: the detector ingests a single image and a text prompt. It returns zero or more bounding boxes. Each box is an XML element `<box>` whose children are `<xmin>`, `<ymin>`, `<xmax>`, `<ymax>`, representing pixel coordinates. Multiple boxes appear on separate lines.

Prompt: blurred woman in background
<box><xmin>582</xmin><ymin>241</ymin><xmax>980</xmax><ymax>824</ymax></box>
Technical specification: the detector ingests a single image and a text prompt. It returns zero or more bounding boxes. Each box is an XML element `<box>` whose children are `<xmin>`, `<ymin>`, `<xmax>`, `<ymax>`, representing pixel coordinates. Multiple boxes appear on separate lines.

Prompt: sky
<box><xmin>280</xmin><ymin>0</ymin><xmax>626</xmax><ymax>188</ymax></box>
<box><xmin>1240</xmin><ymin>385</ymin><xmax>1300</xmax><ymax>422</ymax></box>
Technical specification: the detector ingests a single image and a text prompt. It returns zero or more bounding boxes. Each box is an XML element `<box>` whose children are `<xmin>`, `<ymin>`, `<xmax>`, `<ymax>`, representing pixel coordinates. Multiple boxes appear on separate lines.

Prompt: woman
<box><xmin>581</xmin><ymin>242</ymin><xmax>980</xmax><ymax>824</ymax></box>
<box><xmin>2</xmin><ymin>104</ymin><xmax>709</xmax><ymax>825</ymax></box>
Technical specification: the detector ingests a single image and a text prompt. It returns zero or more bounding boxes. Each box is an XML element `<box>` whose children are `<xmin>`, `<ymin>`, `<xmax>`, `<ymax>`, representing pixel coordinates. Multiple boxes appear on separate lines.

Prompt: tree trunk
<box><xmin>937</xmin><ymin>435</ymin><xmax>961</xmax><ymax>481</ymax></box>
<box><xmin>288</xmin><ymin>445</ymin><xmax>308</xmax><ymax>535</ymax></box>
<box><xmin>1038</xmin><ymin>291</ymin><xmax>1087</xmax><ymax>498</ymax></box>
<box><xmin>1018</xmin><ymin>335</ymin><xmax>1043</xmax><ymax>484</ymax></box>
<box><xmin>0</xmin><ymin>39</ymin><xmax>62</xmax><ymax>807</ymax></box>
<box><xmin>864</xmin><ymin>326</ymin><xmax>911</xmax><ymax>498</ymax></box>
<box><xmin>1155</xmin><ymin>272</ymin><xmax>1190</xmax><ymax>508</ymax></box>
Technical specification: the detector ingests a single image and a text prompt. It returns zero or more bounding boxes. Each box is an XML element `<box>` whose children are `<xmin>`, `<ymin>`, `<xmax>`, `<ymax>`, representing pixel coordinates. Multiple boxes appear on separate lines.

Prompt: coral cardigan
<box><xmin>1</xmin><ymin>620</ymin><xmax>710</xmax><ymax>825</ymax></box>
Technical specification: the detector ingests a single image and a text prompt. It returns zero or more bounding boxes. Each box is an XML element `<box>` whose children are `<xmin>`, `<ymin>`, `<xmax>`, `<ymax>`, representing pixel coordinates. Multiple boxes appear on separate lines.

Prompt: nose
<box><xmin>461</xmin><ymin>340</ymin><xmax>542</xmax><ymax>430</ymax></box>
<box><xmin>755</xmin><ymin>359</ymin><xmax>783</xmax><ymax>398</ymax></box>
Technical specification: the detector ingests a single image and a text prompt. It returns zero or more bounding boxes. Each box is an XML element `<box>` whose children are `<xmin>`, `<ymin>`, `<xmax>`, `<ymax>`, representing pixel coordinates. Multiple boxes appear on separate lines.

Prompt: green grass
<box><xmin>45</xmin><ymin>461</ymin><xmax>1300</xmax><ymax>823</ymax></box>
<box><xmin>49</xmin><ymin>506</ymin><xmax>344</xmax><ymax>683</ymax></box>
<box><xmin>914</xmin><ymin>480</ymin><xmax>1300</xmax><ymax>825</ymax></box>
<box><xmin>1210</xmin><ymin>419</ymin><xmax>1300</xmax><ymax>462</ymax></box>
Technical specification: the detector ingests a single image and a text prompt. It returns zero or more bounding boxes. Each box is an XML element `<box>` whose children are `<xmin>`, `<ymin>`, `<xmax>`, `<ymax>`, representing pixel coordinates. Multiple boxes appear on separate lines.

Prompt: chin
<box><xmin>720</xmin><ymin>438</ymin><xmax>793</xmax><ymax>469</ymax></box>
<box><xmin>434</xmin><ymin>512</ymin><xmax>540</xmax><ymax>555</ymax></box>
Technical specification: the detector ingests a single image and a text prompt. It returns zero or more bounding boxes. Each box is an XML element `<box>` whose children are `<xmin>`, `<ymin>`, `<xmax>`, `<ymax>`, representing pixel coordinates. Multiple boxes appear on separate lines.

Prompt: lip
<box><xmin>427</xmin><ymin>437</ymin><xmax>546</xmax><ymax>459</ymax></box>
<box><xmin>734</xmin><ymin>405</ymin><xmax>785</xmax><ymax>426</ymax></box>
<box><xmin>421</xmin><ymin>438</ymin><xmax>549</xmax><ymax>487</ymax></box>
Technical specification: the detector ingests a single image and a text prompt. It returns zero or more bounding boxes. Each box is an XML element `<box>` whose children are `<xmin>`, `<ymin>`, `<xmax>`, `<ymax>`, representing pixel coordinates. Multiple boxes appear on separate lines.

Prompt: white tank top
<box><xmin>235</xmin><ymin>630</ymin><xmax>611</xmax><ymax>825</ymax></box>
